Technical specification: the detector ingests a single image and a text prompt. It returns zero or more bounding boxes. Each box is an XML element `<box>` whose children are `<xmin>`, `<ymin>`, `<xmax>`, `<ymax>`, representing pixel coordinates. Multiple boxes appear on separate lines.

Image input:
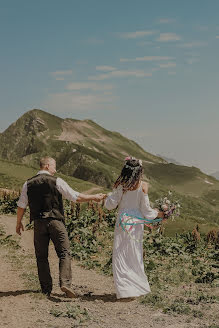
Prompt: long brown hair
<box><xmin>114</xmin><ymin>157</ymin><xmax>143</xmax><ymax>192</ymax></box>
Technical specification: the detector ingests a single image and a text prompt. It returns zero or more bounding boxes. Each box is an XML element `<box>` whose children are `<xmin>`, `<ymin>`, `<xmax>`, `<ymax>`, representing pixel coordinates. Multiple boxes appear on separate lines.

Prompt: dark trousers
<box><xmin>34</xmin><ymin>219</ymin><xmax>72</xmax><ymax>294</ymax></box>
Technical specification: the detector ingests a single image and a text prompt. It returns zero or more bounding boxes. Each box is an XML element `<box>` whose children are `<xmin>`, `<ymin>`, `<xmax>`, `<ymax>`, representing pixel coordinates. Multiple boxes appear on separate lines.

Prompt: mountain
<box><xmin>0</xmin><ymin>109</ymin><xmax>218</xmax><ymax>196</ymax></box>
<box><xmin>0</xmin><ymin>109</ymin><xmax>219</xmax><ymax>230</ymax></box>
<box><xmin>210</xmin><ymin>171</ymin><xmax>219</xmax><ymax>180</ymax></box>
<box><xmin>0</xmin><ymin>109</ymin><xmax>166</xmax><ymax>188</ymax></box>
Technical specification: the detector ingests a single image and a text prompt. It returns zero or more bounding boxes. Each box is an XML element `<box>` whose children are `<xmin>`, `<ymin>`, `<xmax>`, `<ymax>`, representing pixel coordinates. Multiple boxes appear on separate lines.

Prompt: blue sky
<box><xmin>1</xmin><ymin>0</ymin><xmax>219</xmax><ymax>173</ymax></box>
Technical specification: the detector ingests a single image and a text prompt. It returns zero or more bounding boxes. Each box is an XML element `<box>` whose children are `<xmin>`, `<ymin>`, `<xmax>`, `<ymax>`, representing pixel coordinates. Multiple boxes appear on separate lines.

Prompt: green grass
<box><xmin>145</xmin><ymin>163</ymin><xmax>219</xmax><ymax>197</ymax></box>
<box><xmin>50</xmin><ymin>304</ymin><xmax>90</xmax><ymax>323</ymax></box>
<box><xmin>0</xmin><ymin>158</ymin><xmax>105</xmax><ymax>192</ymax></box>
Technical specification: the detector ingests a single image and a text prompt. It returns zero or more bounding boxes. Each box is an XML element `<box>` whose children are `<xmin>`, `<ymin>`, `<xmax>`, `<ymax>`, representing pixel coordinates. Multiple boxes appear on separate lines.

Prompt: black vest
<box><xmin>27</xmin><ymin>174</ymin><xmax>65</xmax><ymax>221</ymax></box>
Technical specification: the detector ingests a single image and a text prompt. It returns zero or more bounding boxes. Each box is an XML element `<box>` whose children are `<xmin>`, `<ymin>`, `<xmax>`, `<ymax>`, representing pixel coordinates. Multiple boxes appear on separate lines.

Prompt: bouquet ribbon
<box><xmin>119</xmin><ymin>212</ymin><xmax>164</xmax><ymax>232</ymax></box>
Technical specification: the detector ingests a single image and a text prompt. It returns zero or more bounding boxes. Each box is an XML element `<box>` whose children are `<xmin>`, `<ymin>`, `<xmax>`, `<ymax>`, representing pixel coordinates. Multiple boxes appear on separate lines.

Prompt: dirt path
<box><xmin>0</xmin><ymin>215</ymin><xmax>211</xmax><ymax>328</ymax></box>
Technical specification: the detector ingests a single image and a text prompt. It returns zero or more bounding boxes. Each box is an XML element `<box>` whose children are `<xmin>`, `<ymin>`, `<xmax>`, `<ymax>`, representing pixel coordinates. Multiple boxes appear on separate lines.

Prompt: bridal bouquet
<box><xmin>118</xmin><ymin>191</ymin><xmax>181</xmax><ymax>239</ymax></box>
<box><xmin>154</xmin><ymin>191</ymin><xmax>181</xmax><ymax>221</ymax></box>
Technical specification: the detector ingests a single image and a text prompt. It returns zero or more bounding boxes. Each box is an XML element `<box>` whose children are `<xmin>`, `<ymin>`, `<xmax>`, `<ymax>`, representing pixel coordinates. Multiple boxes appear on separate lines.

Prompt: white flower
<box><xmin>165</xmin><ymin>200</ymin><xmax>171</xmax><ymax>204</ymax></box>
<box><xmin>161</xmin><ymin>204</ymin><xmax>168</xmax><ymax>211</ymax></box>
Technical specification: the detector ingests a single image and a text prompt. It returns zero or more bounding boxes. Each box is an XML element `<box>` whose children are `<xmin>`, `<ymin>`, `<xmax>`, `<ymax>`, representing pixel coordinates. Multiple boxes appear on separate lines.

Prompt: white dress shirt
<box><xmin>17</xmin><ymin>170</ymin><xmax>79</xmax><ymax>209</ymax></box>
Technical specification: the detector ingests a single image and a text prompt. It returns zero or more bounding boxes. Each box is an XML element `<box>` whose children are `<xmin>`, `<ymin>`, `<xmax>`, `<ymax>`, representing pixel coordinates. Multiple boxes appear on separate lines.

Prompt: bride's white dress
<box><xmin>105</xmin><ymin>184</ymin><xmax>158</xmax><ymax>299</ymax></box>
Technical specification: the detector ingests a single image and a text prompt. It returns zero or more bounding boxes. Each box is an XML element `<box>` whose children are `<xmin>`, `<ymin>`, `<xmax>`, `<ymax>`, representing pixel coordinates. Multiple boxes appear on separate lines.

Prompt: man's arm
<box><xmin>16</xmin><ymin>181</ymin><xmax>28</xmax><ymax>235</ymax></box>
<box><xmin>76</xmin><ymin>193</ymin><xmax>106</xmax><ymax>203</ymax></box>
<box><xmin>56</xmin><ymin>177</ymin><xmax>105</xmax><ymax>202</ymax></box>
<box><xmin>16</xmin><ymin>207</ymin><xmax>25</xmax><ymax>235</ymax></box>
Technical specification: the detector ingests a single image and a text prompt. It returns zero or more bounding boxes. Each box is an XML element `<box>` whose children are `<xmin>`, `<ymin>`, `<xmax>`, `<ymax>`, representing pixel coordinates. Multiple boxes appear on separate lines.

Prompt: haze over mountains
<box><xmin>210</xmin><ymin>171</ymin><xmax>219</xmax><ymax>180</ymax></box>
<box><xmin>156</xmin><ymin>154</ymin><xmax>182</xmax><ymax>166</ymax></box>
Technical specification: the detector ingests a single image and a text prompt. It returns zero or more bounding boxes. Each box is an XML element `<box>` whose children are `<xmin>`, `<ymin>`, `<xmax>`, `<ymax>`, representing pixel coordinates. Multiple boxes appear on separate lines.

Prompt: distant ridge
<box><xmin>157</xmin><ymin>154</ymin><xmax>182</xmax><ymax>165</ymax></box>
<box><xmin>210</xmin><ymin>171</ymin><xmax>219</xmax><ymax>180</ymax></box>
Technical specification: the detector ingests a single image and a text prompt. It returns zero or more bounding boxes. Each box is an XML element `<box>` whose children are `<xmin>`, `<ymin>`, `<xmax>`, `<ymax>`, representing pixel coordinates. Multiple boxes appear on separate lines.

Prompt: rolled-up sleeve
<box><xmin>104</xmin><ymin>187</ymin><xmax>123</xmax><ymax>210</ymax></box>
<box><xmin>56</xmin><ymin>177</ymin><xmax>79</xmax><ymax>202</ymax></box>
<box><xmin>140</xmin><ymin>193</ymin><xmax>158</xmax><ymax>220</ymax></box>
<box><xmin>17</xmin><ymin>182</ymin><xmax>28</xmax><ymax>209</ymax></box>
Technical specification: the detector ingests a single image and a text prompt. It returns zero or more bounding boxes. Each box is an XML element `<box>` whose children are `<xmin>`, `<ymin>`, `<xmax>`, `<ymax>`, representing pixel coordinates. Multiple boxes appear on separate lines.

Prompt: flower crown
<box><xmin>124</xmin><ymin>156</ymin><xmax>142</xmax><ymax>170</ymax></box>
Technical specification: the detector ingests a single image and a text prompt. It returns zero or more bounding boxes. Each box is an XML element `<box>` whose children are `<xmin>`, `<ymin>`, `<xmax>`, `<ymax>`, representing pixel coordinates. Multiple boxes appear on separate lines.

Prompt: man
<box><xmin>16</xmin><ymin>156</ymin><xmax>105</xmax><ymax>298</ymax></box>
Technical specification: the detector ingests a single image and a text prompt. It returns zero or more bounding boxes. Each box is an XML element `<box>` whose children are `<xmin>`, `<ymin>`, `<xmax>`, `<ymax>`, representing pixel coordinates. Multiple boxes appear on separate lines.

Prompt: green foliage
<box><xmin>50</xmin><ymin>304</ymin><xmax>89</xmax><ymax>323</ymax></box>
<box><xmin>0</xmin><ymin>224</ymin><xmax>5</xmax><ymax>237</ymax></box>
<box><xmin>0</xmin><ymin>196</ymin><xmax>19</xmax><ymax>214</ymax></box>
<box><xmin>203</xmin><ymin>190</ymin><xmax>219</xmax><ymax>206</ymax></box>
<box><xmin>65</xmin><ymin>202</ymin><xmax>103</xmax><ymax>260</ymax></box>
<box><xmin>50</xmin><ymin>308</ymin><xmax>63</xmax><ymax>317</ymax></box>
<box><xmin>140</xmin><ymin>293</ymin><xmax>164</xmax><ymax>308</ymax></box>
<box><xmin>64</xmin><ymin>201</ymin><xmax>219</xmax><ymax>321</ymax></box>
<box><xmin>163</xmin><ymin>298</ymin><xmax>191</xmax><ymax>315</ymax></box>
<box><xmin>0</xmin><ymin>235</ymin><xmax>20</xmax><ymax>249</ymax></box>
<box><xmin>21</xmin><ymin>272</ymin><xmax>40</xmax><ymax>289</ymax></box>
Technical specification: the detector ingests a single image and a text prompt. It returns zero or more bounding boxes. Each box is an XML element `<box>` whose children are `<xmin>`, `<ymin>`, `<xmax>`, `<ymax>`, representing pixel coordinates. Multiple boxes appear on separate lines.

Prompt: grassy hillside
<box><xmin>1</xmin><ymin>157</ymin><xmax>219</xmax><ymax>235</ymax></box>
<box><xmin>0</xmin><ymin>109</ymin><xmax>166</xmax><ymax>187</ymax></box>
<box><xmin>0</xmin><ymin>158</ymin><xmax>104</xmax><ymax>193</ymax></box>
<box><xmin>1</xmin><ymin>109</ymin><xmax>219</xmax><ymax>231</ymax></box>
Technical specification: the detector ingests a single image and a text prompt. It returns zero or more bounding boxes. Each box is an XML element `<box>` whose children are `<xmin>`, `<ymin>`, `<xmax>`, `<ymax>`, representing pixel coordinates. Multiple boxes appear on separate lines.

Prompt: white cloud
<box><xmin>44</xmin><ymin>92</ymin><xmax>115</xmax><ymax>112</ymax></box>
<box><xmin>178</xmin><ymin>41</ymin><xmax>207</xmax><ymax>48</ymax></box>
<box><xmin>88</xmin><ymin>70</ymin><xmax>152</xmax><ymax>81</ymax></box>
<box><xmin>55</xmin><ymin>77</ymin><xmax>65</xmax><ymax>81</ymax></box>
<box><xmin>159</xmin><ymin>62</ymin><xmax>176</xmax><ymax>68</ymax></box>
<box><xmin>156</xmin><ymin>33</ymin><xmax>181</xmax><ymax>42</ymax></box>
<box><xmin>120</xmin><ymin>56</ymin><xmax>174</xmax><ymax>62</ymax></box>
<box><xmin>118</xmin><ymin>30</ymin><xmax>155</xmax><ymax>39</ymax></box>
<box><xmin>216</xmin><ymin>36</ymin><xmax>219</xmax><ymax>39</ymax></box>
<box><xmin>96</xmin><ymin>65</ymin><xmax>117</xmax><ymax>71</ymax></box>
<box><xmin>157</xmin><ymin>18</ymin><xmax>176</xmax><ymax>24</ymax></box>
<box><xmin>66</xmin><ymin>82</ymin><xmax>114</xmax><ymax>91</ymax></box>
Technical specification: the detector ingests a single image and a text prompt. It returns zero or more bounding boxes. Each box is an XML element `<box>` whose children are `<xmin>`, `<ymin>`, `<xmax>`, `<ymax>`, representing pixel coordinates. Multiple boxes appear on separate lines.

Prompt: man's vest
<box><xmin>27</xmin><ymin>174</ymin><xmax>65</xmax><ymax>222</ymax></box>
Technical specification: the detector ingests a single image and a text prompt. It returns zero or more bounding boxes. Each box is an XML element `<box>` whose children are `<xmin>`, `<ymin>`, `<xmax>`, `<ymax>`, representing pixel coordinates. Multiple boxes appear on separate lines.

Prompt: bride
<box><xmin>104</xmin><ymin>157</ymin><xmax>164</xmax><ymax>300</ymax></box>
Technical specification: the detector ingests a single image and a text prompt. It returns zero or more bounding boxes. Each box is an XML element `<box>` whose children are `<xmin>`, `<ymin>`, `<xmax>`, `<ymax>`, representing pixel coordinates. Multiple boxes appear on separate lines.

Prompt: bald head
<box><xmin>40</xmin><ymin>157</ymin><xmax>56</xmax><ymax>175</ymax></box>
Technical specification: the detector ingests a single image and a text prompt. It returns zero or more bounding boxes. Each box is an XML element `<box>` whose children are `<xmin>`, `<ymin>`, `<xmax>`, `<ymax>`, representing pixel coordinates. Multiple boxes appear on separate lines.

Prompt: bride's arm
<box><xmin>140</xmin><ymin>182</ymin><xmax>163</xmax><ymax>219</ymax></box>
<box><xmin>104</xmin><ymin>186</ymin><xmax>123</xmax><ymax>210</ymax></box>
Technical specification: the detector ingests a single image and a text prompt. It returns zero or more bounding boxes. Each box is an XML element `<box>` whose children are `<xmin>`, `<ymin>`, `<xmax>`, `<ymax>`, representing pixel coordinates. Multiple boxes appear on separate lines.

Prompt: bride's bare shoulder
<box><xmin>141</xmin><ymin>181</ymin><xmax>149</xmax><ymax>194</ymax></box>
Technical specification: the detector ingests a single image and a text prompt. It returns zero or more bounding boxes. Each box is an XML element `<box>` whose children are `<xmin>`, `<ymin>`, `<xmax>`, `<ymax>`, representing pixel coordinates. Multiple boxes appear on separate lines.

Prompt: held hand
<box><xmin>92</xmin><ymin>193</ymin><xmax>107</xmax><ymax>202</ymax></box>
<box><xmin>156</xmin><ymin>210</ymin><xmax>164</xmax><ymax>219</ymax></box>
<box><xmin>16</xmin><ymin>222</ymin><xmax>24</xmax><ymax>235</ymax></box>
